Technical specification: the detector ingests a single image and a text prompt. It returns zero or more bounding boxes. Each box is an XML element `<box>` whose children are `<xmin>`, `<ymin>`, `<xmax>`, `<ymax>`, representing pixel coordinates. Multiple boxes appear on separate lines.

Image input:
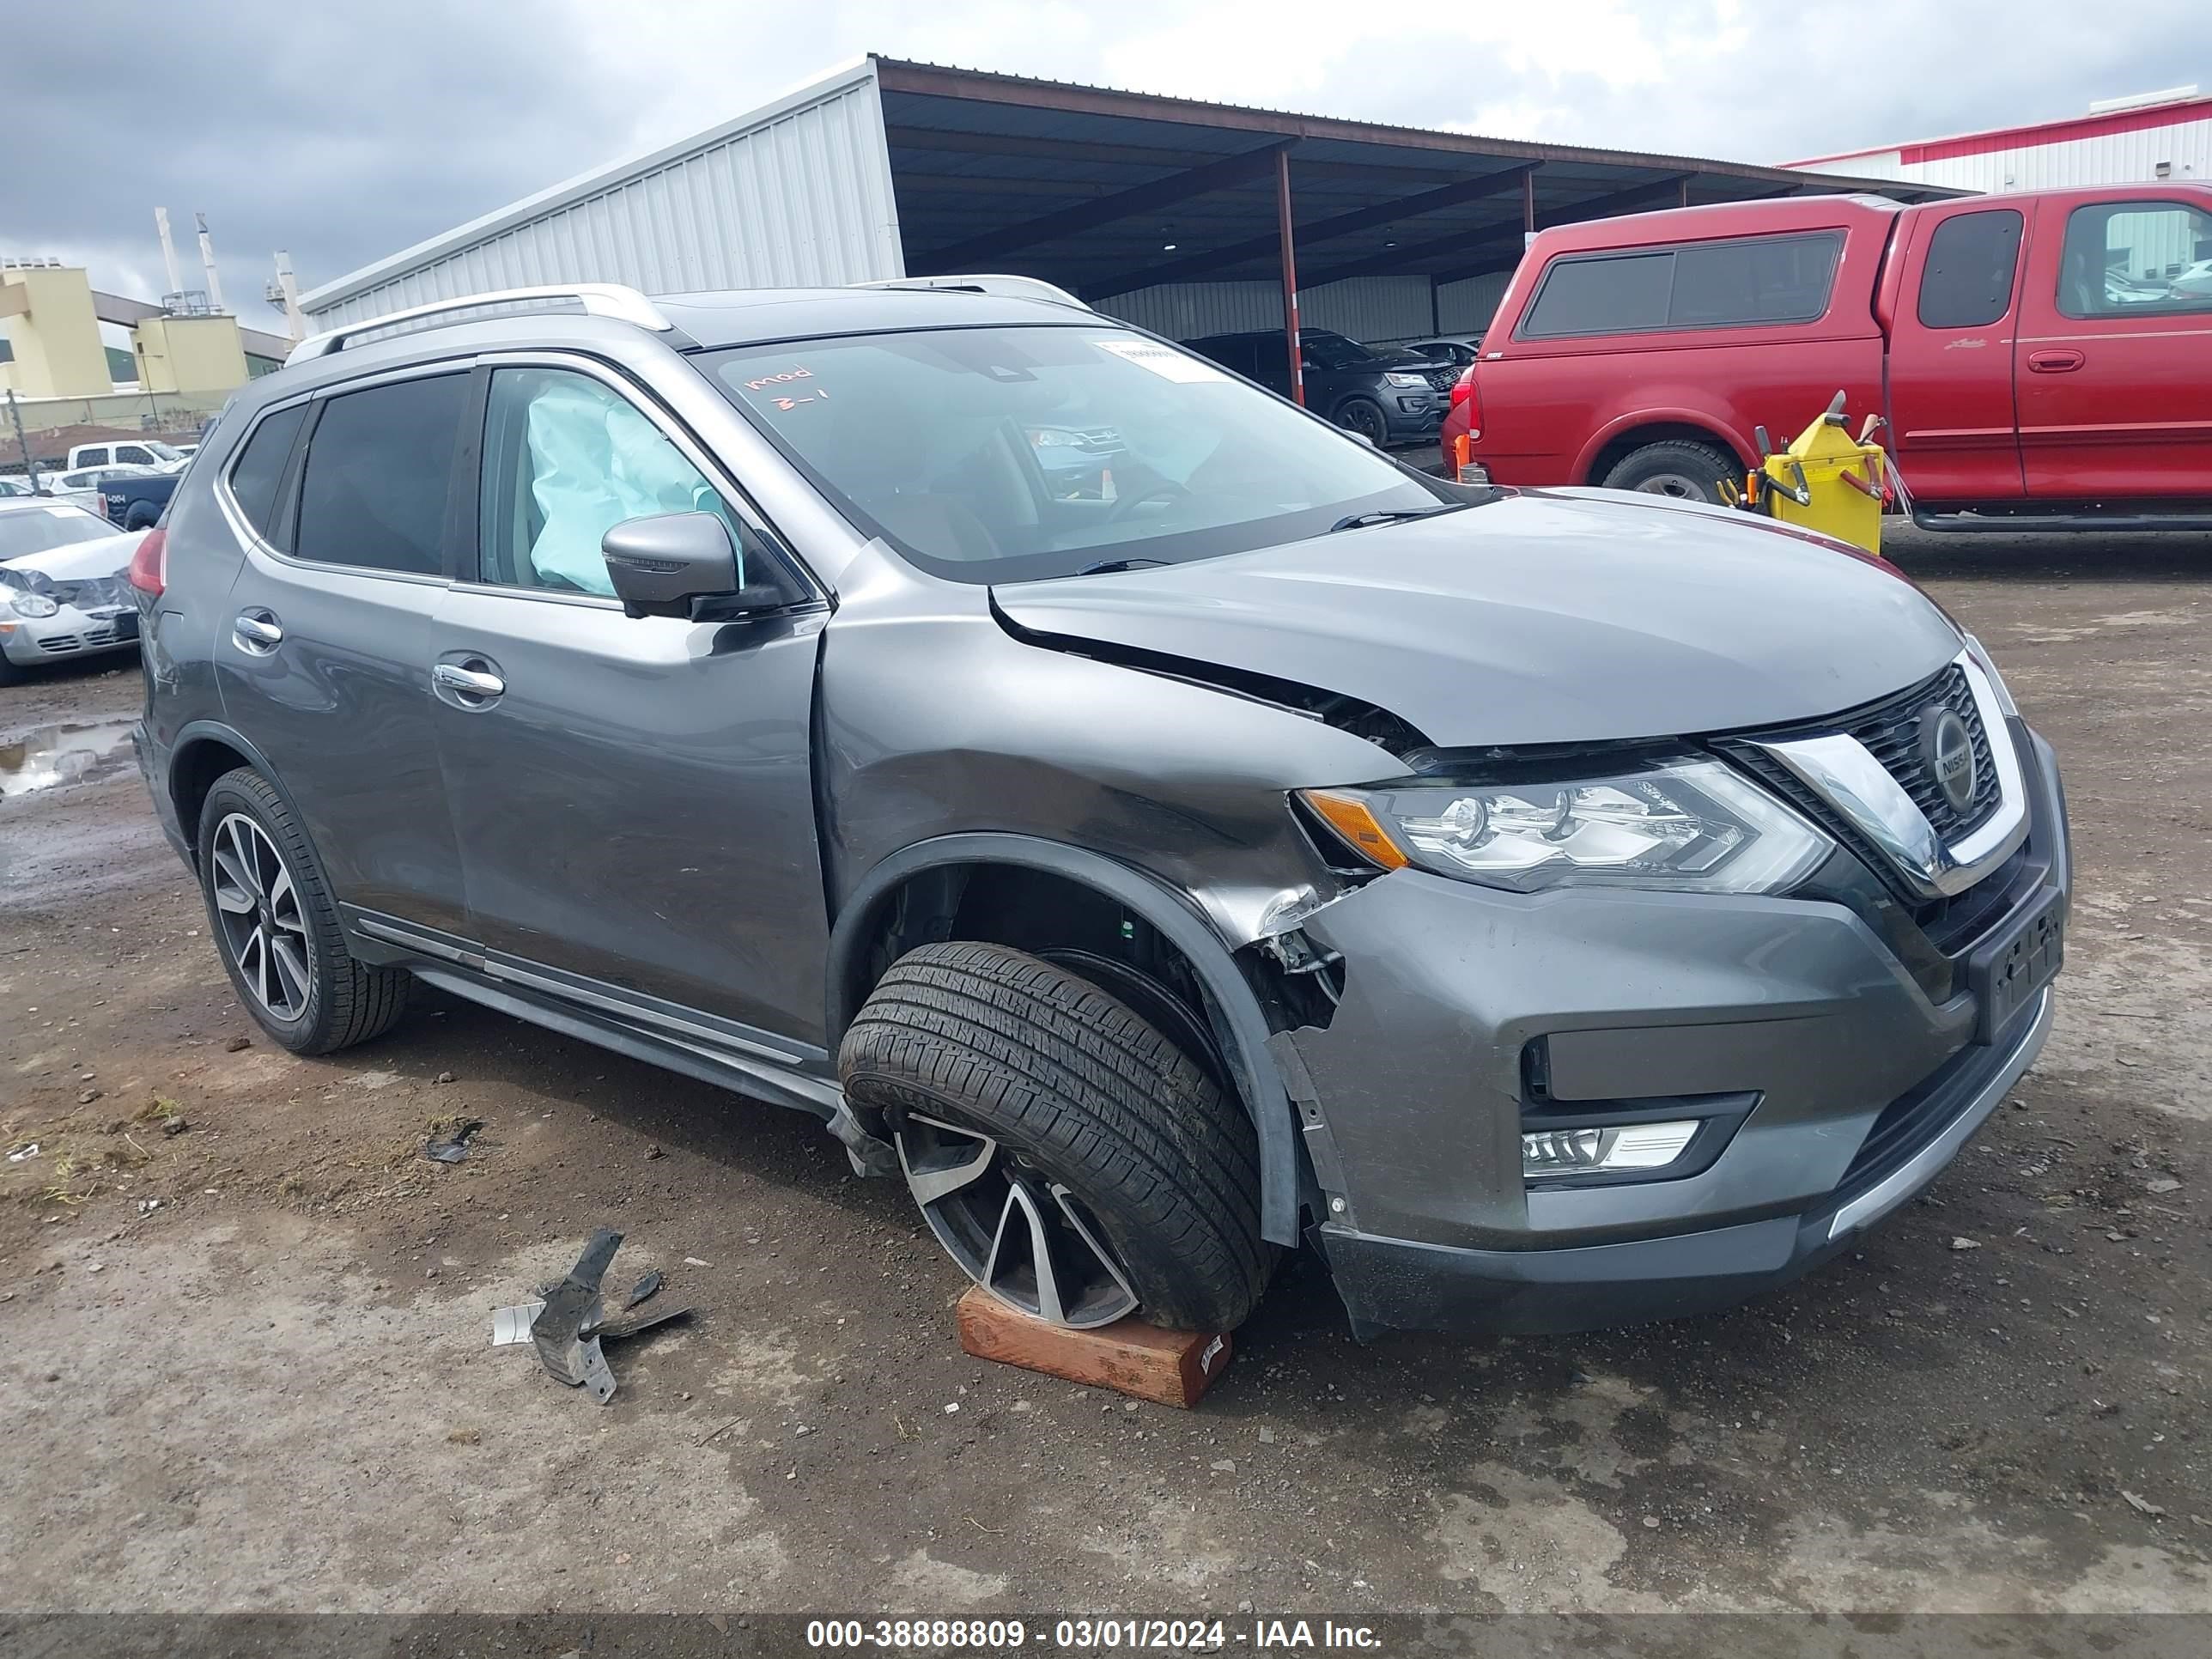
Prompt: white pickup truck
<box><xmin>66</xmin><ymin>438</ymin><xmax>191</xmax><ymax>472</ymax></box>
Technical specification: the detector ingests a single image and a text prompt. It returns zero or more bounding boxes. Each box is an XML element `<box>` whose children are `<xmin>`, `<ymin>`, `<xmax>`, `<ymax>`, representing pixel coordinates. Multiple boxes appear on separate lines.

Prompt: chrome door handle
<box><xmin>432</xmin><ymin>662</ymin><xmax>506</xmax><ymax>699</ymax></box>
<box><xmin>232</xmin><ymin>611</ymin><xmax>283</xmax><ymax>652</ymax></box>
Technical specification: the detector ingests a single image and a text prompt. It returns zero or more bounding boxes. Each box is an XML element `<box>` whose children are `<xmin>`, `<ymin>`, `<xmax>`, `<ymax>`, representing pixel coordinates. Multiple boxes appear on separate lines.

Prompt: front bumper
<box><xmin>1286</xmin><ymin>721</ymin><xmax>2069</xmax><ymax>1334</ymax></box>
<box><xmin>1</xmin><ymin>604</ymin><xmax>139</xmax><ymax>665</ymax></box>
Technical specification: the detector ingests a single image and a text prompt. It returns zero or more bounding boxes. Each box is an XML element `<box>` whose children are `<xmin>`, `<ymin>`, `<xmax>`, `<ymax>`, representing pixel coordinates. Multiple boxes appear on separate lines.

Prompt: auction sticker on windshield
<box><xmin>1093</xmin><ymin>338</ymin><xmax>1228</xmax><ymax>382</ymax></box>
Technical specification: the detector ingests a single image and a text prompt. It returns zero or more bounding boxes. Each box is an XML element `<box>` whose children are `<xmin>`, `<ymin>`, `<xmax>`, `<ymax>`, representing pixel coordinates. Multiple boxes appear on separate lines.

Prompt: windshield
<box><xmin>1299</xmin><ymin>331</ymin><xmax>1377</xmax><ymax>369</ymax></box>
<box><xmin>704</xmin><ymin>326</ymin><xmax>1446</xmax><ymax>582</ymax></box>
<box><xmin>0</xmin><ymin>506</ymin><xmax>115</xmax><ymax>562</ymax></box>
<box><xmin>143</xmin><ymin>441</ymin><xmax>185</xmax><ymax>462</ymax></box>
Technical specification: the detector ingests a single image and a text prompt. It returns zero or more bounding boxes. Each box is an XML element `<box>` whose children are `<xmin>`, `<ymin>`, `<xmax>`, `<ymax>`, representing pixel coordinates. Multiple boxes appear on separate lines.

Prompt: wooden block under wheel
<box><xmin>955</xmin><ymin>1285</ymin><xmax>1231</xmax><ymax>1407</ymax></box>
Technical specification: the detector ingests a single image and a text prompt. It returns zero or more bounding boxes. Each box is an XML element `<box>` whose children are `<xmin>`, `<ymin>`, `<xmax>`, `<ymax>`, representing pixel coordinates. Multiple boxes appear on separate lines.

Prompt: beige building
<box><xmin>130</xmin><ymin>313</ymin><xmax>251</xmax><ymax>393</ymax></box>
<box><xmin>0</xmin><ymin>262</ymin><xmax>113</xmax><ymax>398</ymax></box>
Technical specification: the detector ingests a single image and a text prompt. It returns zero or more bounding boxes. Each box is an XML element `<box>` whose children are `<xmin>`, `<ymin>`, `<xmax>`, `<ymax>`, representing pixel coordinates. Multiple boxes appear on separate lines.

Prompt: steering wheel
<box><xmin>1103</xmin><ymin>477</ymin><xmax>1193</xmax><ymax>522</ymax></box>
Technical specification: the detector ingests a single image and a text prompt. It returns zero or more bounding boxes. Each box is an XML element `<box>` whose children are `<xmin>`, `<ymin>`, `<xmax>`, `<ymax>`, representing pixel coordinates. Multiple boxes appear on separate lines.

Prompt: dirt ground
<box><xmin>2</xmin><ymin>527</ymin><xmax>2208</xmax><ymax>1618</ymax></box>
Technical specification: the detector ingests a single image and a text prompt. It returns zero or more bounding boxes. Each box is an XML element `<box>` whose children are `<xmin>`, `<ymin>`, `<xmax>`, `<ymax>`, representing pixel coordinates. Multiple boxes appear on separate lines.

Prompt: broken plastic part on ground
<box><xmin>491</xmin><ymin>1231</ymin><xmax>697</xmax><ymax>1402</ymax></box>
<box><xmin>422</xmin><ymin>1117</ymin><xmax>485</xmax><ymax>1163</ymax></box>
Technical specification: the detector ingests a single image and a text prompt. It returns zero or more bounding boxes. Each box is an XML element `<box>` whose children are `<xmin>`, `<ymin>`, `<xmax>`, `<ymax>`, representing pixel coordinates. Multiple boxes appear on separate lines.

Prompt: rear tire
<box><xmin>195</xmin><ymin>768</ymin><xmax>410</xmax><ymax>1054</ymax></box>
<box><xmin>840</xmin><ymin>941</ymin><xmax>1268</xmax><ymax>1332</ymax></box>
<box><xmin>1603</xmin><ymin>439</ymin><xmax>1736</xmax><ymax>504</ymax></box>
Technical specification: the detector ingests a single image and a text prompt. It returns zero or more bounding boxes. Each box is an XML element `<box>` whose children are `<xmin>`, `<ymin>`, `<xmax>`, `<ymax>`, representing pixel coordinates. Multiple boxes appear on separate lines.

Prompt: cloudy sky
<box><xmin>8</xmin><ymin>0</ymin><xmax>2201</xmax><ymax>323</ymax></box>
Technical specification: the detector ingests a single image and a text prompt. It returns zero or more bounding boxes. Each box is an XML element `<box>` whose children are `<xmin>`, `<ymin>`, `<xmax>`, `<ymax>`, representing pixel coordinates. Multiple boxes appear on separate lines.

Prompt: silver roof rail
<box><xmin>855</xmin><ymin>273</ymin><xmax>1092</xmax><ymax>311</ymax></box>
<box><xmin>288</xmin><ymin>283</ymin><xmax>677</xmax><ymax>365</ymax></box>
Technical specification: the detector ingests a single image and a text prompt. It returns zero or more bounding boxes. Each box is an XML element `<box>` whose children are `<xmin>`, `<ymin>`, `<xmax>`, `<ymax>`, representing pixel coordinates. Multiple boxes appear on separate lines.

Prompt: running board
<box><xmin>1912</xmin><ymin>507</ymin><xmax>2212</xmax><ymax>533</ymax></box>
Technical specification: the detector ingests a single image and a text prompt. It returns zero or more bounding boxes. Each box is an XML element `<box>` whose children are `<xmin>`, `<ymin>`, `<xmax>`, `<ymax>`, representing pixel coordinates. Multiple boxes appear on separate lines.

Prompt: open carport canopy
<box><xmin>875</xmin><ymin>58</ymin><xmax>1954</xmax><ymax>306</ymax></box>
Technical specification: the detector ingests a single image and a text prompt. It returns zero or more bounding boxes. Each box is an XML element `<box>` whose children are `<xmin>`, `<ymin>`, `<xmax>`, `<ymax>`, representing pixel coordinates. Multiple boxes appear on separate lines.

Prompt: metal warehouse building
<box><xmin>1785</xmin><ymin>87</ymin><xmax>2209</xmax><ymax>194</ymax></box>
<box><xmin>299</xmin><ymin>56</ymin><xmax>1933</xmax><ymax>349</ymax></box>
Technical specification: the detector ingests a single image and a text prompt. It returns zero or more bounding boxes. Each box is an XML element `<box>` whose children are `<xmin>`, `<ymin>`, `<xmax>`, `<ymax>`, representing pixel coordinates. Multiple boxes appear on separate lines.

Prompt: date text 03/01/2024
<box><xmin>804</xmin><ymin>1616</ymin><xmax>1384</xmax><ymax>1650</ymax></box>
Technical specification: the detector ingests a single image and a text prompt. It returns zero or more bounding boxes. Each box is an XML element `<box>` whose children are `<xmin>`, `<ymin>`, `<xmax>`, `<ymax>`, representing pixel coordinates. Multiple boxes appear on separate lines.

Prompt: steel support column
<box><xmin>1276</xmin><ymin>149</ymin><xmax>1303</xmax><ymax>406</ymax></box>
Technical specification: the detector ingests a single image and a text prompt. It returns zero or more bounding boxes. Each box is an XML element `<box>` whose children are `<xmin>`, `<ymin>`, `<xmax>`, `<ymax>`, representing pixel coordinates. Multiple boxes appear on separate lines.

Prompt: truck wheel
<box><xmin>1333</xmin><ymin>398</ymin><xmax>1390</xmax><ymax>448</ymax></box>
<box><xmin>196</xmin><ymin>768</ymin><xmax>410</xmax><ymax>1054</ymax></box>
<box><xmin>840</xmin><ymin>941</ymin><xmax>1268</xmax><ymax>1332</ymax></box>
<box><xmin>1603</xmin><ymin>440</ymin><xmax>1736</xmax><ymax>503</ymax></box>
<box><xmin>125</xmin><ymin>503</ymin><xmax>159</xmax><ymax>531</ymax></box>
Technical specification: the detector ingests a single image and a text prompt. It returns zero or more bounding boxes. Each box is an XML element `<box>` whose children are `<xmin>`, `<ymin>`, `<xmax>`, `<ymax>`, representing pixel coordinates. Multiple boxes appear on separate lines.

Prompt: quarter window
<box><xmin>293</xmin><ymin>374</ymin><xmax>467</xmax><ymax>574</ymax></box>
<box><xmin>2057</xmin><ymin>199</ymin><xmax>2212</xmax><ymax>319</ymax></box>
<box><xmin>1521</xmin><ymin>233</ymin><xmax>1842</xmax><ymax>338</ymax></box>
<box><xmin>1917</xmin><ymin>209</ymin><xmax>2024</xmax><ymax>329</ymax></box>
<box><xmin>226</xmin><ymin>403</ymin><xmax>309</xmax><ymax>548</ymax></box>
<box><xmin>476</xmin><ymin>367</ymin><xmax>738</xmax><ymax>596</ymax></box>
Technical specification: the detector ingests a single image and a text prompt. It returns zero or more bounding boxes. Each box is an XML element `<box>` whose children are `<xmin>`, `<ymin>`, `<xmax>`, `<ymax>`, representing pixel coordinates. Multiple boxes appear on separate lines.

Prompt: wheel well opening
<box><xmin>1587</xmin><ymin>422</ymin><xmax>1746</xmax><ymax>487</ymax></box>
<box><xmin>842</xmin><ymin>863</ymin><xmax>1229</xmax><ymax>1091</ymax></box>
<box><xmin>169</xmin><ymin>738</ymin><xmax>252</xmax><ymax>860</ymax></box>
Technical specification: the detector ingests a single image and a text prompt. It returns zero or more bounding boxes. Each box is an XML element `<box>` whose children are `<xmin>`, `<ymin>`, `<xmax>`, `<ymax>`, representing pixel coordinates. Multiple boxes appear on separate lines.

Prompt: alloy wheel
<box><xmin>895</xmin><ymin>1112</ymin><xmax>1139</xmax><ymax>1328</ymax></box>
<box><xmin>210</xmin><ymin>811</ymin><xmax>313</xmax><ymax>1020</ymax></box>
<box><xmin>1633</xmin><ymin>471</ymin><xmax>1712</xmax><ymax>501</ymax></box>
<box><xmin>1336</xmin><ymin>402</ymin><xmax>1389</xmax><ymax>447</ymax></box>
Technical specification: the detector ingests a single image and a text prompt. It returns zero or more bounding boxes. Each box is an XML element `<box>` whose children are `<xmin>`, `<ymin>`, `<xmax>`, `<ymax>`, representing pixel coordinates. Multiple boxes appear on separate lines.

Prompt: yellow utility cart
<box><xmin>1720</xmin><ymin>392</ymin><xmax>1891</xmax><ymax>556</ymax></box>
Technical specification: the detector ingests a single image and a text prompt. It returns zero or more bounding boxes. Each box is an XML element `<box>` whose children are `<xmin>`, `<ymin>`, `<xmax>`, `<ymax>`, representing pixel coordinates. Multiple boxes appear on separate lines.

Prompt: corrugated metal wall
<box><xmin>1101</xmin><ymin>272</ymin><xmax>1508</xmax><ymax>343</ymax></box>
<box><xmin>1795</xmin><ymin>116</ymin><xmax>2210</xmax><ymax>193</ymax></box>
<box><xmin>301</xmin><ymin>65</ymin><xmax>904</xmax><ymax>325</ymax></box>
<box><xmin>1890</xmin><ymin>117</ymin><xmax>2211</xmax><ymax>194</ymax></box>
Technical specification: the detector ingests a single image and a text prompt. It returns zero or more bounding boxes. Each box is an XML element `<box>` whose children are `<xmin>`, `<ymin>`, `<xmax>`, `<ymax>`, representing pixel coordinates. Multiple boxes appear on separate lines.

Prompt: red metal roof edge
<box><xmin>1785</xmin><ymin>95</ymin><xmax>2212</xmax><ymax>169</ymax></box>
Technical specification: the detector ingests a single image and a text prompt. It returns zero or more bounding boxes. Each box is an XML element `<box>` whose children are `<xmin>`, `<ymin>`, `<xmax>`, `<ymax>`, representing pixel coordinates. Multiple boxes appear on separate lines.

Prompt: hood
<box><xmin>992</xmin><ymin>489</ymin><xmax>1962</xmax><ymax>749</ymax></box>
<box><xmin>1</xmin><ymin>528</ymin><xmax>142</xmax><ymax>585</ymax></box>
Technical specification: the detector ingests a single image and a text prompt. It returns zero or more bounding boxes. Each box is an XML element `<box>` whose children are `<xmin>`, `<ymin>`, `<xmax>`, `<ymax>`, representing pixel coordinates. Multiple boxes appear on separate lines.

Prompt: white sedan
<box><xmin>0</xmin><ymin>500</ymin><xmax>145</xmax><ymax>684</ymax></box>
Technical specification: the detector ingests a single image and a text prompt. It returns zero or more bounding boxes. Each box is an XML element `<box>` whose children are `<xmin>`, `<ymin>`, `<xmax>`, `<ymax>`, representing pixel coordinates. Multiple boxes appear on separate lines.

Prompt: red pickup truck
<box><xmin>1448</xmin><ymin>184</ymin><xmax>2212</xmax><ymax>530</ymax></box>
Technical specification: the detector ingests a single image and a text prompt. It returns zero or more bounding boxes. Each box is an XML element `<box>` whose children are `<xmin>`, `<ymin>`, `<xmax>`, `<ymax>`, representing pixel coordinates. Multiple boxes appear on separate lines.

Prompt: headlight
<box><xmin>7</xmin><ymin>592</ymin><xmax>59</xmax><ymax>618</ymax></box>
<box><xmin>1301</xmin><ymin>758</ymin><xmax>1832</xmax><ymax>895</ymax></box>
<box><xmin>1383</xmin><ymin>371</ymin><xmax>1427</xmax><ymax>388</ymax></box>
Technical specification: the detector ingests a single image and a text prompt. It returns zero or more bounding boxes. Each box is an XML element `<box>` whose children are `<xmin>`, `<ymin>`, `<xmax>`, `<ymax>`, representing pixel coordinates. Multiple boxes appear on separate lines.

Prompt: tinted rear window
<box><xmin>225</xmin><ymin>403</ymin><xmax>308</xmax><ymax>547</ymax></box>
<box><xmin>293</xmin><ymin>375</ymin><xmax>466</xmax><ymax>574</ymax></box>
<box><xmin>1521</xmin><ymin>233</ymin><xmax>1842</xmax><ymax>338</ymax></box>
<box><xmin>1917</xmin><ymin>209</ymin><xmax>2023</xmax><ymax>329</ymax></box>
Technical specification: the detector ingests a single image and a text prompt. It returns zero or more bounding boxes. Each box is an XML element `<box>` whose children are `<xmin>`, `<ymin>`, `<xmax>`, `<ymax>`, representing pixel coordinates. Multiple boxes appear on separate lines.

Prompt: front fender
<box><xmin>828</xmin><ymin>832</ymin><xmax>1304</xmax><ymax>1245</ymax></box>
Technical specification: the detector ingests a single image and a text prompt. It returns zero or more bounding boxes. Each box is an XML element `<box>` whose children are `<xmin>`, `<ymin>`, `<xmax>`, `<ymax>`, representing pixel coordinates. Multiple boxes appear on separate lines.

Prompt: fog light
<box><xmin>1522</xmin><ymin>1120</ymin><xmax>1698</xmax><ymax>1178</ymax></box>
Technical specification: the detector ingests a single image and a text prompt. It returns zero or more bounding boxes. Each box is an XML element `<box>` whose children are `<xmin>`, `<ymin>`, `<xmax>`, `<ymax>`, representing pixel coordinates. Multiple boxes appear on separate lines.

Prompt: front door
<box><xmin>1886</xmin><ymin>201</ymin><xmax>2027</xmax><ymax>504</ymax></box>
<box><xmin>428</xmin><ymin>359</ymin><xmax>830</xmax><ymax>1046</ymax></box>
<box><xmin>216</xmin><ymin>370</ymin><xmax>471</xmax><ymax>936</ymax></box>
<box><xmin>2014</xmin><ymin>192</ymin><xmax>2212</xmax><ymax>500</ymax></box>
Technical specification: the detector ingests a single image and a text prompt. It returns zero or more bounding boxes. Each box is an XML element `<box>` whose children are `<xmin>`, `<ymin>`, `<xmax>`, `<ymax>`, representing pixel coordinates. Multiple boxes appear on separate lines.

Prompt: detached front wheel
<box><xmin>839</xmin><ymin>942</ymin><xmax>1267</xmax><ymax>1332</ymax></box>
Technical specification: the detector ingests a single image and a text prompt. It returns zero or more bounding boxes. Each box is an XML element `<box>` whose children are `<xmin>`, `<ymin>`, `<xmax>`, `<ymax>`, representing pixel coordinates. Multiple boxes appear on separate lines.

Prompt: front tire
<box><xmin>195</xmin><ymin>768</ymin><xmax>410</xmax><ymax>1054</ymax></box>
<box><xmin>1602</xmin><ymin>439</ymin><xmax>1736</xmax><ymax>504</ymax></box>
<box><xmin>840</xmin><ymin>942</ymin><xmax>1268</xmax><ymax>1332</ymax></box>
<box><xmin>1333</xmin><ymin>398</ymin><xmax>1390</xmax><ymax>448</ymax></box>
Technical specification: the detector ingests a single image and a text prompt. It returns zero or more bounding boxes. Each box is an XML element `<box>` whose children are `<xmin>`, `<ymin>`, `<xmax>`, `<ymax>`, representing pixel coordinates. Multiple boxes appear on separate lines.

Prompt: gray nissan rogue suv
<box><xmin>131</xmin><ymin>282</ymin><xmax>2066</xmax><ymax>1339</ymax></box>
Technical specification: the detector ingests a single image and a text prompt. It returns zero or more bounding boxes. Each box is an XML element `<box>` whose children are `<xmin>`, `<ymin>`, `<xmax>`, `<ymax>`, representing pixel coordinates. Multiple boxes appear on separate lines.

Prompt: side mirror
<box><xmin>1344</xmin><ymin>428</ymin><xmax>1377</xmax><ymax>449</ymax></box>
<box><xmin>601</xmin><ymin>512</ymin><xmax>793</xmax><ymax>622</ymax></box>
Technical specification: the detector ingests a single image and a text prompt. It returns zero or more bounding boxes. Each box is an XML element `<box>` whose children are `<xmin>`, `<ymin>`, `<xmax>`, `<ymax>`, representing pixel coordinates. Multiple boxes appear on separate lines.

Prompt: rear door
<box><xmin>1886</xmin><ymin>203</ymin><xmax>2028</xmax><ymax>502</ymax></box>
<box><xmin>215</xmin><ymin>368</ymin><xmax>471</xmax><ymax>934</ymax></box>
<box><xmin>427</xmin><ymin>356</ymin><xmax>830</xmax><ymax>1045</ymax></box>
<box><xmin>2014</xmin><ymin>191</ymin><xmax>2212</xmax><ymax>499</ymax></box>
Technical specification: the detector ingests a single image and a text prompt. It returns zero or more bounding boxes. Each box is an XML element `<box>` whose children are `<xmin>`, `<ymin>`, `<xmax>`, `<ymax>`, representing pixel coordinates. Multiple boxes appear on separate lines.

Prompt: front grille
<box><xmin>1840</xmin><ymin>665</ymin><xmax>2001</xmax><ymax>841</ymax></box>
<box><xmin>1718</xmin><ymin>663</ymin><xmax>2005</xmax><ymax>903</ymax></box>
<box><xmin>1422</xmin><ymin>367</ymin><xmax>1455</xmax><ymax>392</ymax></box>
<box><xmin>35</xmin><ymin>624</ymin><xmax>118</xmax><ymax>654</ymax></box>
